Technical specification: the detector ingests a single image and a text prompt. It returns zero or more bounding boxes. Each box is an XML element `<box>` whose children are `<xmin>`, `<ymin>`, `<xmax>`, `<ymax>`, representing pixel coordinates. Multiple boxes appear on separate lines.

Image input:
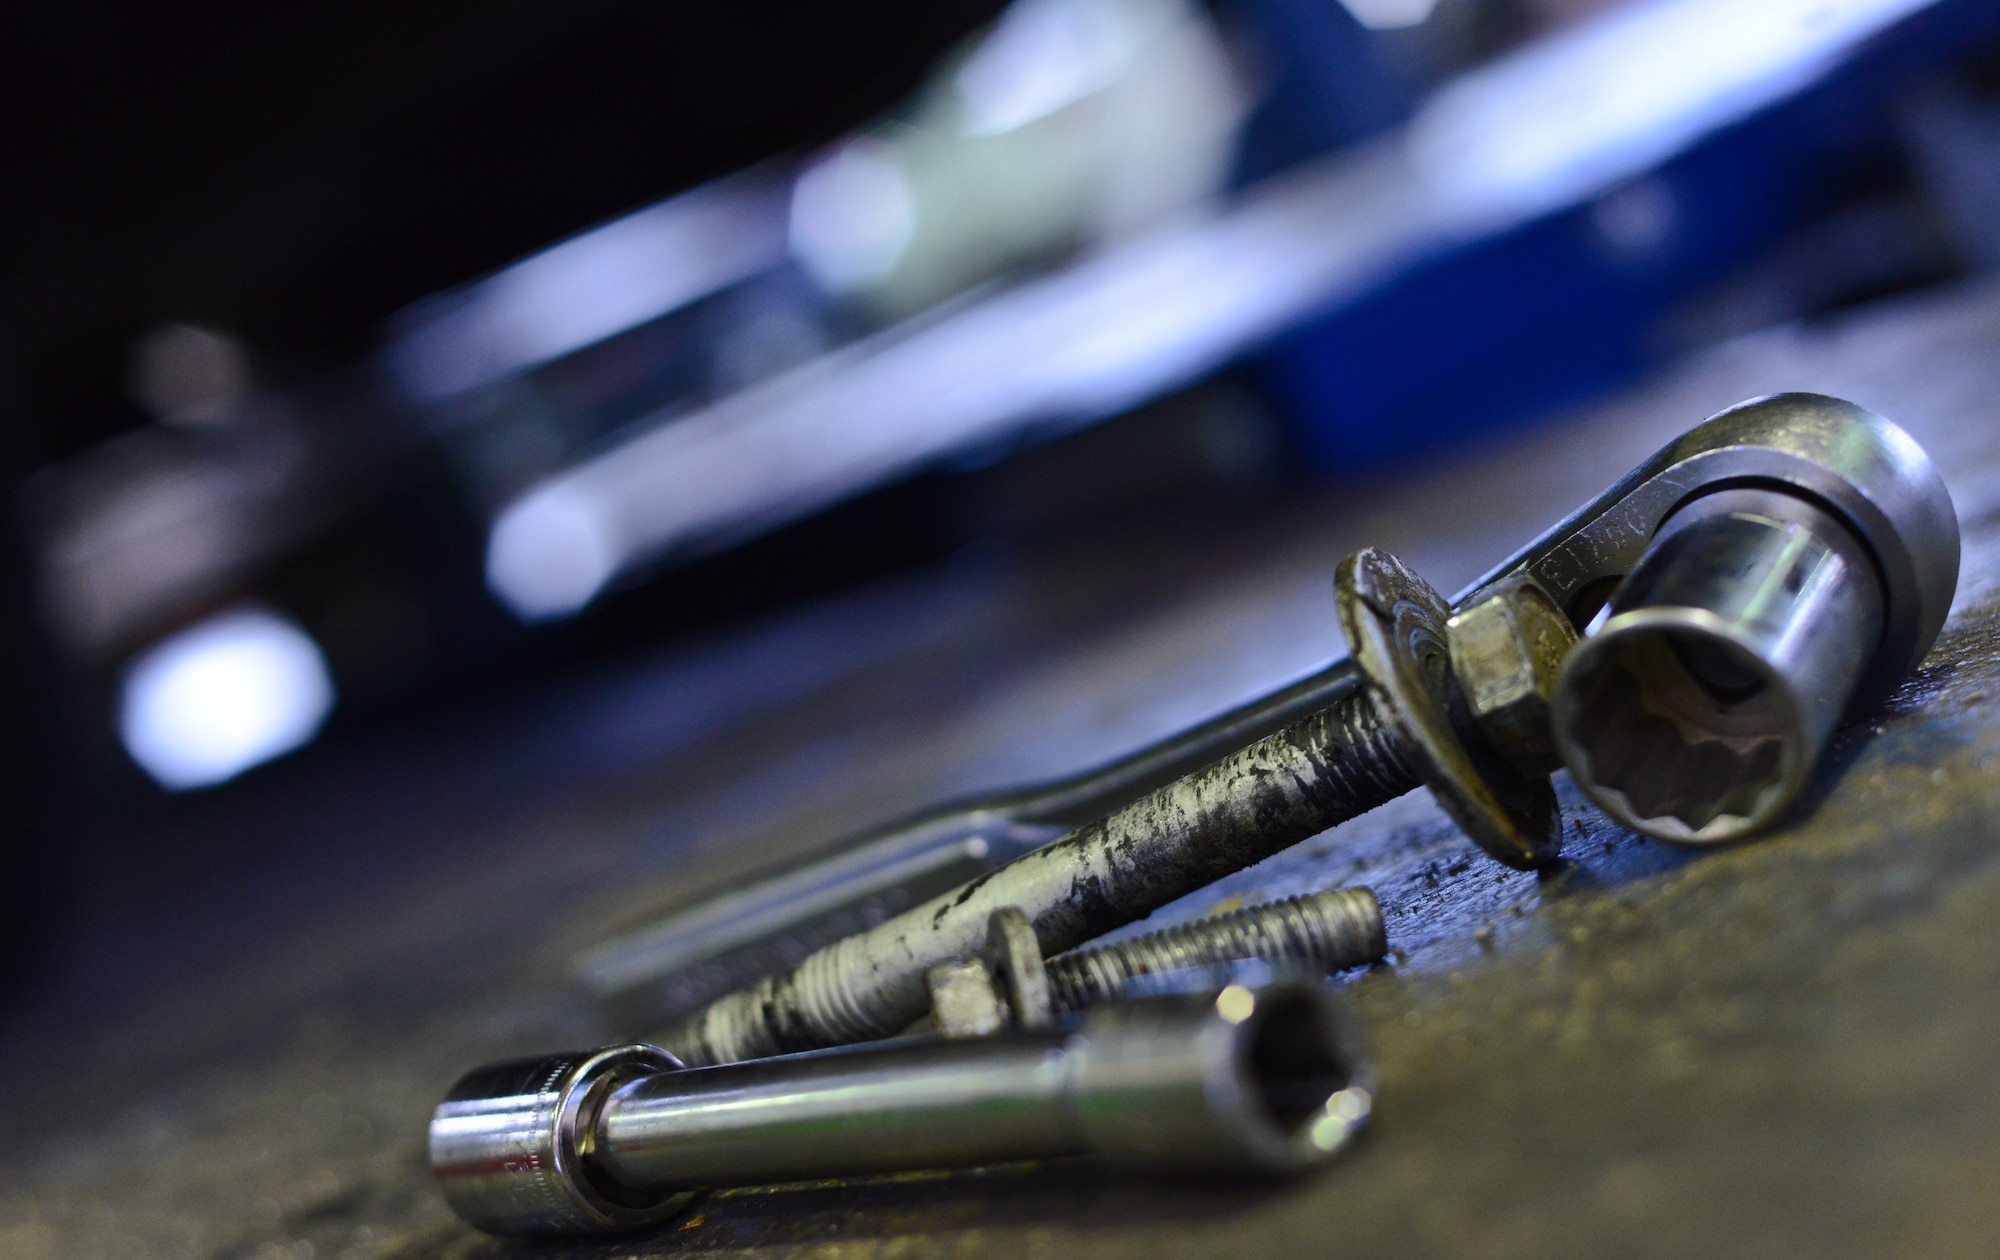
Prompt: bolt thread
<box><xmin>1044</xmin><ymin>887</ymin><xmax>1385</xmax><ymax>1013</ymax></box>
<box><xmin>659</xmin><ymin>686</ymin><xmax>1417</xmax><ymax>1066</ymax></box>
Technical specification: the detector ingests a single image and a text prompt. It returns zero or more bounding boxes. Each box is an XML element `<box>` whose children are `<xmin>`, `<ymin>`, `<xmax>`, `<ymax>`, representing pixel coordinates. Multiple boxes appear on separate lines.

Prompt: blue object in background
<box><xmin>1259</xmin><ymin>0</ymin><xmax>2000</xmax><ymax>471</ymax></box>
<box><xmin>1220</xmin><ymin>0</ymin><xmax>1415</xmax><ymax>185</ymax></box>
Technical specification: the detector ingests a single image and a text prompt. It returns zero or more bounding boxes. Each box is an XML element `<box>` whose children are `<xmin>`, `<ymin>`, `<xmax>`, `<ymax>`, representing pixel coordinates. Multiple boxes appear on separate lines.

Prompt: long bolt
<box><xmin>1045</xmin><ymin>887</ymin><xmax>1385</xmax><ymax>1013</ymax></box>
<box><xmin>663</xmin><ymin>683</ymin><xmax>1415</xmax><ymax>1064</ymax></box>
<box><xmin>658</xmin><ymin>551</ymin><xmax>1554</xmax><ymax>1067</ymax></box>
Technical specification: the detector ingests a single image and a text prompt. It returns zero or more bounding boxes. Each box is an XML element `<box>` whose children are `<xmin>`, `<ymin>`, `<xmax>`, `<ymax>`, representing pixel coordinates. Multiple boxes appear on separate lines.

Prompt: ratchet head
<box><xmin>1549</xmin><ymin>394</ymin><xmax>1958</xmax><ymax>842</ymax></box>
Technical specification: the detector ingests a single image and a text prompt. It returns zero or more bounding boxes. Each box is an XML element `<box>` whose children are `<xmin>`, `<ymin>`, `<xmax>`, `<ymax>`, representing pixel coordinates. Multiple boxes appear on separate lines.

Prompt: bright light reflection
<box><xmin>484</xmin><ymin>0</ymin><xmax>1944</xmax><ymax>622</ymax></box>
<box><xmin>118</xmin><ymin>608</ymin><xmax>336</xmax><ymax>790</ymax></box>
<box><xmin>1408</xmin><ymin>0</ymin><xmax>1934</xmax><ymax>217</ymax></box>
<box><xmin>485</xmin><ymin>485</ymin><xmax>621</xmax><ymax>621</ymax></box>
<box><xmin>1215</xmin><ymin>984</ymin><xmax>1257</xmax><ymax>1024</ymax></box>
<box><xmin>1337</xmin><ymin>0</ymin><xmax>1439</xmax><ymax>29</ymax></box>
<box><xmin>387</xmin><ymin>173</ymin><xmax>788</xmax><ymax>401</ymax></box>
<box><xmin>789</xmin><ymin>138</ymin><xmax>919</xmax><ymax>291</ymax></box>
<box><xmin>954</xmin><ymin>0</ymin><xmax>1144</xmax><ymax>136</ymax></box>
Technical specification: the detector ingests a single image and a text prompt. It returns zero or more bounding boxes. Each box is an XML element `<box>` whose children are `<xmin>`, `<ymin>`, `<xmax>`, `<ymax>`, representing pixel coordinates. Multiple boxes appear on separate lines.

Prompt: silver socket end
<box><xmin>597</xmin><ymin>983</ymin><xmax>1369</xmax><ymax>1193</ymax></box>
<box><xmin>1554</xmin><ymin>487</ymin><xmax>1884</xmax><ymax>843</ymax></box>
<box><xmin>430</xmin><ymin>983</ymin><xmax>1373</xmax><ymax>1236</ymax></box>
<box><xmin>1071</xmin><ymin>981</ymin><xmax>1373</xmax><ymax>1175</ymax></box>
<box><xmin>429</xmin><ymin>1044</ymin><xmax>693</xmax><ymax>1236</ymax></box>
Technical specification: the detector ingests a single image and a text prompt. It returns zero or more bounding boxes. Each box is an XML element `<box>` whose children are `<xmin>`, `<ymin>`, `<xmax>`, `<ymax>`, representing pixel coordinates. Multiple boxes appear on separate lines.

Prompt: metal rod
<box><xmin>1043</xmin><ymin>887</ymin><xmax>1386</xmax><ymax>1014</ymax></box>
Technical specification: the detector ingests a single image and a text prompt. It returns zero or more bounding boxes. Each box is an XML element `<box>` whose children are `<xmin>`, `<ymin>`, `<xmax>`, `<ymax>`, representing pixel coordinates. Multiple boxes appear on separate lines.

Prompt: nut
<box><xmin>1446</xmin><ymin>575</ymin><xmax>1577</xmax><ymax>775</ymax></box>
<box><xmin>924</xmin><ymin>957</ymin><xmax>1008</xmax><ymax>1038</ymax></box>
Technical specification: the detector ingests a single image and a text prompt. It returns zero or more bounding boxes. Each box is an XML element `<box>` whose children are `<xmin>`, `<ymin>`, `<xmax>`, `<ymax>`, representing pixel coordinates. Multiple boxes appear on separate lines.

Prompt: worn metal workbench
<box><xmin>6</xmin><ymin>277</ymin><xmax>2000</xmax><ymax>1259</ymax></box>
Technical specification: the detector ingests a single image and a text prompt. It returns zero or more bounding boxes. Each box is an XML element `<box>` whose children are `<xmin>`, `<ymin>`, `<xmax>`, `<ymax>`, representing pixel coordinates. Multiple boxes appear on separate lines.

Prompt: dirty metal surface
<box><xmin>6</xmin><ymin>277</ymin><xmax>2000</xmax><ymax>1258</ymax></box>
<box><xmin>658</xmin><ymin>677</ymin><xmax>1419</xmax><ymax>1067</ymax></box>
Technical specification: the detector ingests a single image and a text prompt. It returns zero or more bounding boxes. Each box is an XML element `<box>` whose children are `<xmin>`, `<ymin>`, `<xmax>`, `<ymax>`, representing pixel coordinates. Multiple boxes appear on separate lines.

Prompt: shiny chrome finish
<box><xmin>1558</xmin><ymin>489</ymin><xmax>1883</xmax><ymax>841</ymax></box>
<box><xmin>1493</xmin><ymin>393</ymin><xmax>1957</xmax><ymax>713</ymax></box>
<box><xmin>429</xmin><ymin>1044</ymin><xmax>691</xmax><ymax>1236</ymax></box>
<box><xmin>432</xmin><ymin>984</ymin><xmax>1371</xmax><ymax>1237</ymax></box>
<box><xmin>1551</xmin><ymin>395</ymin><xmax>1958</xmax><ymax>843</ymax></box>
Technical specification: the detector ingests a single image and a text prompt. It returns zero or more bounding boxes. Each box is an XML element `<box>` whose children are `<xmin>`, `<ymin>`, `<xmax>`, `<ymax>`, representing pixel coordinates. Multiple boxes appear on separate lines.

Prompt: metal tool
<box><xmin>1552</xmin><ymin>468</ymin><xmax>1940</xmax><ymax>840</ymax></box>
<box><xmin>657</xmin><ymin>549</ymin><xmax>1556</xmax><ymax>1066</ymax></box>
<box><xmin>575</xmin><ymin>579</ymin><xmax>1560</xmax><ymax>1031</ymax></box>
<box><xmin>575</xmin><ymin>814</ymin><xmax>1066</xmax><ymax>1033</ymax></box>
<box><xmin>431</xmin><ymin>982</ymin><xmax>1371</xmax><ymax>1236</ymax></box>
<box><xmin>621</xmin><ymin>394</ymin><xmax>1956</xmax><ymax>1066</ymax></box>
<box><xmin>572</xmin><ymin>682</ymin><xmax>1356</xmax><ymax>1029</ymax></box>
<box><xmin>927</xmin><ymin>893</ymin><xmax>1385</xmax><ymax>1037</ymax></box>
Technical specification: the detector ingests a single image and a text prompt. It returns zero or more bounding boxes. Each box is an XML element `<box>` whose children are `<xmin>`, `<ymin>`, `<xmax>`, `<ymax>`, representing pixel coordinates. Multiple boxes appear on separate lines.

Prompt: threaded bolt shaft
<box><xmin>657</xmin><ymin>550</ymin><xmax>1544</xmax><ymax>1068</ymax></box>
<box><xmin>1044</xmin><ymin>888</ymin><xmax>1385</xmax><ymax>1013</ymax></box>
<box><xmin>662</xmin><ymin>687</ymin><xmax>1419</xmax><ymax>1065</ymax></box>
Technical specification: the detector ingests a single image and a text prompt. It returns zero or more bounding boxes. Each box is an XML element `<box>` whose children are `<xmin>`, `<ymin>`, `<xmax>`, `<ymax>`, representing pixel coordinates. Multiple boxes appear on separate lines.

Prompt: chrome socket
<box><xmin>432</xmin><ymin>982</ymin><xmax>1371</xmax><ymax>1237</ymax></box>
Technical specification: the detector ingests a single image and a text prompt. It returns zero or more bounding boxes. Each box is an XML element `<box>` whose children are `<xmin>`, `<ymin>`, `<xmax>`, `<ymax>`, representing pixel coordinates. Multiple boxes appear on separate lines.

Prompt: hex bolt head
<box><xmin>1340</xmin><ymin>550</ymin><xmax>1559</xmax><ymax>870</ymax></box>
<box><xmin>1446</xmin><ymin>575</ymin><xmax>1577</xmax><ymax>777</ymax></box>
<box><xmin>924</xmin><ymin>957</ymin><xmax>1009</xmax><ymax>1038</ymax></box>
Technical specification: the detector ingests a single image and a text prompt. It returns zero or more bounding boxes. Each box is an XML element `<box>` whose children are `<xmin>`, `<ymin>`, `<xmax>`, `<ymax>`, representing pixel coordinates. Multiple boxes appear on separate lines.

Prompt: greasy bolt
<box><xmin>624</xmin><ymin>397</ymin><xmax>1953</xmax><ymax>1066</ymax></box>
<box><xmin>659</xmin><ymin>549</ymin><xmax>1560</xmax><ymax>1067</ymax></box>
<box><xmin>1447</xmin><ymin>575</ymin><xmax>1578</xmax><ymax>777</ymax></box>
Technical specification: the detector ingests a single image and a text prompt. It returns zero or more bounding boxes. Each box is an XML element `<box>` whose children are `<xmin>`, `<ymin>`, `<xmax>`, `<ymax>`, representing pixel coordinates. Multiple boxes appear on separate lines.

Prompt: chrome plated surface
<box><xmin>1545</xmin><ymin>395</ymin><xmax>1959</xmax><ymax>843</ymax></box>
<box><xmin>1479</xmin><ymin>393</ymin><xmax>1957</xmax><ymax>713</ymax></box>
<box><xmin>429</xmin><ymin>984</ymin><xmax>1368</xmax><ymax>1236</ymax></box>
<box><xmin>428</xmin><ymin>1044</ymin><xmax>689</xmax><ymax>1236</ymax></box>
<box><xmin>599</xmin><ymin>985</ymin><xmax>1367</xmax><ymax>1195</ymax></box>
<box><xmin>1557</xmin><ymin>489</ymin><xmax>1885</xmax><ymax>842</ymax></box>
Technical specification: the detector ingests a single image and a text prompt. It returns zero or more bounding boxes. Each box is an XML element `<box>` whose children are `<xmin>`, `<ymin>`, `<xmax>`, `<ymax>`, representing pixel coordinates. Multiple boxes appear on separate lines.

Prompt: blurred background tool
<box><xmin>8</xmin><ymin>0</ymin><xmax>2000</xmax><ymax>809</ymax></box>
